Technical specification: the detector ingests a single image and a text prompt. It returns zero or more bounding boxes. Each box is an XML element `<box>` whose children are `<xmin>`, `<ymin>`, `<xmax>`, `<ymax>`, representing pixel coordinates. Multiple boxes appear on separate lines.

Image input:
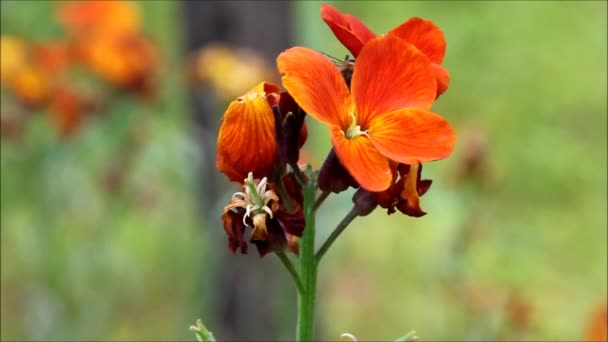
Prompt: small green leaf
<box><xmin>394</xmin><ymin>330</ymin><xmax>418</xmax><ymax>342</ymax></box>
<box><xmin>189</xmin><ymin>319</ymin><xmax>216</xmax><ymax>342</ymax></box>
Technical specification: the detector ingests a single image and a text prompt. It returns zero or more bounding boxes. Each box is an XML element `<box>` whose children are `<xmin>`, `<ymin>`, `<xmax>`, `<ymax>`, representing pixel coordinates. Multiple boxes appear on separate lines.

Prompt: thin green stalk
<box><xmin>296</xmin><ymin>177</ymin><xmax>317</xmax><ymax>341</ymax></box>
<box><xmin>315</xmin><ymin>207</ymin><xmax>358</xmax><ymax>263</ymax></box>
<box><xmin>276</xmin><ymin>251</ymin><xmax>304</xmax><ymax>294</ymax></box>
<box><xmin>289</xmin><ymin>162</ymin><xmax>307</xmax><ymax>185</ymax></box>
<box><xmin>312</xmin><ymin>191</ymin><xmax>330</xmax><ymax>212</ymax></box>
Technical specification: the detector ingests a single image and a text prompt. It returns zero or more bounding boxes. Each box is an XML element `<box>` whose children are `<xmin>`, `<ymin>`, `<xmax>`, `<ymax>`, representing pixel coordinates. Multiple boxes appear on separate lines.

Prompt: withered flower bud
<box><xmin>222</xmin><ymin>173</ymin><xmax>305</xmax><ymax>257</ymax></box>
<box><xmin>272</xmin><ymin>91</ymin><xmax>307</xmax><ymax>165</ymax></box>
<box><xmin>352</xmin><ymin>188</ymin><xmax>377</xmax><ymax>216</ymax></box>
<box><xmin>318</xmin><ymin>148</ymin><xmax>358</xmax><ymax>193</ymax></box>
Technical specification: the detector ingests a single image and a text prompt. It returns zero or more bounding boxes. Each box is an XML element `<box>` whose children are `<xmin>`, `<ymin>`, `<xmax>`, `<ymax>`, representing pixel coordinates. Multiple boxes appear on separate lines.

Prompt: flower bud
<box><xmin>352</xmin><ymin>188</ymin><xmax>377</xmax><ymax>216</ymax></box>
<box><xmin>318</xmin><ymin>148</ymin><xmax>358</xmax><ymax>193</ymax></box>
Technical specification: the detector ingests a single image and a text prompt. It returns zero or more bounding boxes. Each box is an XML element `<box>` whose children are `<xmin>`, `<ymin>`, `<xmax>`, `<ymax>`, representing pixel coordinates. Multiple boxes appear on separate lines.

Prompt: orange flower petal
<box><xmin>320</xmin><ymin>4</ymin><xmax>376</xmax><ymax>57</ymax></box>
<box><xmin>433</xmin><ymin>64</ymin><xmax>450</xmax><ymax>98</ymax></box>
<box><xmin>216</xmin><ymin>82</ymin><xmax>280</xmax><ymax>182</ymax></box>
<box><xmin>277</xmin><ymin>46</ymin><xmax>351</xmax><ymax>128</ymax></box>
<box><xmin>368</xmin><ymin>108</ymin><xmax>456</xmax><ymax>164</ymax></box>
<box><xmin>330</xmin><ymin>126</ymin><xmax>392</xmax><ymax>192</ymax></box>
<box><xmin>389</xmin><ymin>17</ymin><xmax>446</xmax><ymax>64</ymax></box>
<box><xmin>351</xmin><ymin>35</ymin><xmax>436</xmax><ymax>128</ymax></box>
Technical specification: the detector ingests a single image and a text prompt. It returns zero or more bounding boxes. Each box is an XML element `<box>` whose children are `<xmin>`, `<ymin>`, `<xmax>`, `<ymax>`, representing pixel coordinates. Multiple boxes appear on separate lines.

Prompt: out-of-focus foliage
<box><xmin>1</xmin><ymin>1</ymin><xmax>606</xmax><ymax>341</ymax></box>
<box><xmin>1</xmin><ymin>1</ymin><xmax>204</xmax><ymax>340</ymax></box>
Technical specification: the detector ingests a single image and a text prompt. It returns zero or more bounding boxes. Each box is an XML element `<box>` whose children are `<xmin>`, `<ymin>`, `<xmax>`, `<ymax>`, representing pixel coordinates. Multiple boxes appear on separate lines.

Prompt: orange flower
<box><xmin>585</xmin><ymin>301</ymin><xmax>607</xmax><ymax>342</ymax></box>
<box><xmin>321</xmin><ymin>3</ymin><xmax>450</xmax><ymax>97</ymax></box>
<box><xmin>76</xmin><ymin>33</ymin><xmax>158</xmax><ymax>96</ymax></box>
<box><xmin>216</xmin><ymin>82</ymin><xmax>281</xmax><ymax>182</ymax></box>
<box><xmin>57</xmin><ymin>0</ymin><xmax>140</xmax><ymax>38</ymax></box>
<box><xmin>278</xmin><ymin>35</ymin><xmax>455</xmax><ymax>192</ymax></box>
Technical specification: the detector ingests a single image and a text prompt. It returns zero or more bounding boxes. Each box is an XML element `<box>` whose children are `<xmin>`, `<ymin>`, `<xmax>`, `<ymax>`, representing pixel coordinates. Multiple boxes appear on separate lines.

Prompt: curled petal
<box><xmin>368</xmin><ymin>108</ymin><xmax>456</xmax><ymax>164</ymax></box>
<box><xmin>277</xmin><ymin>47</ymin><xmax>351</xmax><ymax>128</ymax></box>
<box><xmin>216</xmin><ymin>82</ymin><xmax>280</xmax><ymax>182</ymax></box>
<box><xmin>222</xmin><ymin>209</ymin><xmax>248</xmax><ymax>254</ymax></box>
<box><xmin>320</xmin><ymin>4</ymin><xmax>376</xmax><ymax>57</ymax></box>
<box><xmin>330</xmin><ymin>126</ymin><xmax>392</xmax><ymax>192</ymax></box>
<box><xmin>397</xmin><ymin>163</ymin><xmax>426</xmax><ymax>217</ymax></box>
<box><xmin>433</xmin><ymin>64</ymin><xmax>450</xmax><ymax>98</ymax></box>
<box><xmin>389</xmin><ymin>17</ymin><xmax>447</xmax><ymax>64</ymax></box>
<box><xmin>351</xmin><ymin>35</ymin><xmax>436</xmax><ymax>128</ymax></box>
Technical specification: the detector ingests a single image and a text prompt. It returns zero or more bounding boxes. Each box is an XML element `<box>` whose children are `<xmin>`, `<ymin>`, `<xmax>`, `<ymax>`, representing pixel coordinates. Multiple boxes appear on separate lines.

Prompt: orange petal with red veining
<box><xmin>389</xmin><ymin>17</ymin><xmax>447</xmax><ymax>64</ymax></box>
<box><xmin>277</xmin><ymin>46</ymin><xmax>351</xmax><ymax>129</ymax></box>
<box><xmin>321</xmin><ymin>4</ymin><xmax>376</xmax><ymax>57</ymax></box>
<box><xmin>351</xmin><ymin>35</ymin><xmax>436</xmax><ymax>128</ymax></box>
<box><xmin>367</xmin><ymin>108</ymin><xmax>456</xmax><ymax>164</ymax></box>
<box><xmin>330</xmin><ymin>126</ymin><xmax>392</xmax><ymax>192</ymax></box>
<box><xmin>216</xmin><ymin>82</ymin><xmax>280</xmax><ymax>182</ymax></box>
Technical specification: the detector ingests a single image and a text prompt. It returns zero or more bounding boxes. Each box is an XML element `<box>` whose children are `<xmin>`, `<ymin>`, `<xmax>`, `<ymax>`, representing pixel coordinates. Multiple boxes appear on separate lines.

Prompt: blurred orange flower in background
<box><xmin>57</xmin><ymin>0</ymin><xmax>140</xmax><ymax>37</ymax></box>
<box><xmin>585</xmin><ymin>301</ymin><xmax>608</xmax><ymax>342</ymax></box>
<box><xmin>0</xmin><ymin>36</ymin><xmax>54</xmax><ymax>107</ymax></box>
<box><xmin>188</xmin><ymin>43</ymin><xmax>277</xmax><ymax>102</ymax></box>
<box><xmin>57</xmin><ymin>0</ymin><xmax>158</xmax><ymax>97</ymax></box>
<box><xmin>278</xmin><ymin>35</ymin><xmax>455</xmax><ymax>192</ymax></box>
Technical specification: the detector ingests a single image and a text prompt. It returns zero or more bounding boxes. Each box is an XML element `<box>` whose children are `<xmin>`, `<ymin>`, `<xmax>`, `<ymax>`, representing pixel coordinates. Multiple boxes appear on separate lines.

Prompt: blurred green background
<box><xmin>1</xmin><ymin>1</ymin><xmax>606</xmax><ymax>341</ymax></box>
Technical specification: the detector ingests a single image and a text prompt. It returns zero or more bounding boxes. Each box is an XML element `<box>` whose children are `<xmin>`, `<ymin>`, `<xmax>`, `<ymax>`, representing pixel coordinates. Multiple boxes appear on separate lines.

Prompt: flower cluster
<box><xmin>0</xmin><ymin>0</ymin><xmax>159</xmax><ymax>140</ymax></box>
<box><xmin>217</xmin><ymin>4</ymin><xmax>456</xmax><ymax>256</ymax></box>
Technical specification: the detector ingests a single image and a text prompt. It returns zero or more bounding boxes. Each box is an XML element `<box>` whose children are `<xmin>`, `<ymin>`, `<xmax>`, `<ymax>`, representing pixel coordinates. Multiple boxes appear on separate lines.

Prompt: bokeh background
<box><xmin>1</xmin><ymin>1</ymin><xmax>606</xmax><ymax>341</ymax></box>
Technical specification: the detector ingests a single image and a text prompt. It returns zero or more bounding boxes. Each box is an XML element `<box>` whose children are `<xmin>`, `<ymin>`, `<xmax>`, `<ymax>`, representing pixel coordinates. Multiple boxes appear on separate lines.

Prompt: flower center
<box><xmin>344</xmin><ymin>112</ymin><xmax>367</xmax><ymax>139</ymax></box>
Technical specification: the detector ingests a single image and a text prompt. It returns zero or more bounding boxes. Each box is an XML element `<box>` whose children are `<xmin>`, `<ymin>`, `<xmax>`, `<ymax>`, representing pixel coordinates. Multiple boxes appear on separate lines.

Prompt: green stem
<box><xmin>289</xmin><ymin>162</ymin><xmax>307</xmax><ymax>186</ymax></box>
<box><xmin>276</xmin><ymin>251</ymin><xmax>304</xmax><ymax>294</ymax></box>
<box><xmin>312</xmin><ymin>191</ymin><xmax>330</xmax><ymax>212</ymax></box>
<box><xmin>297</xmin><ymin>177</ymin><xmax>317</xmax><ymax>341</ymax></box>
<box><xmin>315</xmin><ymin>207</ymin><xmax>358</xmax><ymax>263</ymax></box>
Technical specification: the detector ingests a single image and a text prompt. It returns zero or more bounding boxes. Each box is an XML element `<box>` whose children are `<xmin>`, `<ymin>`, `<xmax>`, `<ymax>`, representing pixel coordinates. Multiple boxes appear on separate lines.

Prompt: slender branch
<box><xmin>312</xmin><ymin>191</ymin><xmax>330</xmax><ymax>212</ymax></box>
<box><xmin>315</xmin><ymin>207</ymin><xmax>358</xmax><ymax>263</ymax></box>
<box><xmin>289</xmin><ymin>162</ymin><xmax>307</xmax><ymax>186</ymax></box>
<box><xmin>276</xmin><ymin>251</ymin><xmax>304</xmax><ymax>294</ymax></box>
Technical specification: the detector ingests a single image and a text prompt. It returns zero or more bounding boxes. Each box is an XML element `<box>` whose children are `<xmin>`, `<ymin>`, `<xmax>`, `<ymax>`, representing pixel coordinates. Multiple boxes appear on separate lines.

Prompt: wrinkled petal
<box><xmin>351</xmin><ymin>35</ymin><xmax>436</xmax><ymax>128</ymax></box>
<box><xmin>396</xmin><ymin>163</ymin><xmax>426</xmax><ymax>217</ymax></box>
<box><xmin>320</xmin><ymin>4</ymin><xmax>376</xmax><ymax>57</ymax></box>
<box><xmin>216</xmin><ymin>82</ymin><xmax>280</xmax><ymax>182</ymax></box>
<box><xmin>330</xmin><ymin>126</ymin><xmax>392</xmax><ymax>192</ymax></box>
<box><xmin>433</xmin><ymin>64</ymin><xmax>450</xmax><ymax>98</ymax></box>
<box><xmin>389</xmin><ymin>17</ymin><xmax>446</xmax><ymax>64</ymax></box>
<box><xmin>368</xmin><ymin>108</ymin><xmax>456</xmax><ymax>164</ymax></box>
<box><xmin>222</xmin><ymin>209</ymin><xmax>248</xmax><ymax>254</ymax></box>
<box><xmin>277</xmin><ymin>47</ymin><xmax>351</xmax><ymax>128</ymax></box>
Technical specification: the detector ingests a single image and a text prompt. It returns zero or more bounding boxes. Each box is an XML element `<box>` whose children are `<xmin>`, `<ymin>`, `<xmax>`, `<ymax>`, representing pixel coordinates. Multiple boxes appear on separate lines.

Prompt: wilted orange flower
<box><xmin>278</xmin><ymin>35</ymin><xmax>455</xmax><ymax>192</ymax></box>
<box><xmin>321</xmin><ymin>3</ymin><xmax>450</xmax><ymax>97</ymax></box>
<box><xmin>222</xmin><ymin>173</ymin><xmax>304</xmax><ymax>257</ymax></box>
<box><xmin>216</xmin><ymin>82</ymin><xmax>308</xmax><ymax>183</ymax></box>
<box><xmin>217</xmin><ymin>82</ymin><xmax>281</xmax><ymax>182</ymax></box>
<box><xmin>57</xmin><ymin>0</ymin><xmax>140</xmax><ymax>37</ymax></box>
